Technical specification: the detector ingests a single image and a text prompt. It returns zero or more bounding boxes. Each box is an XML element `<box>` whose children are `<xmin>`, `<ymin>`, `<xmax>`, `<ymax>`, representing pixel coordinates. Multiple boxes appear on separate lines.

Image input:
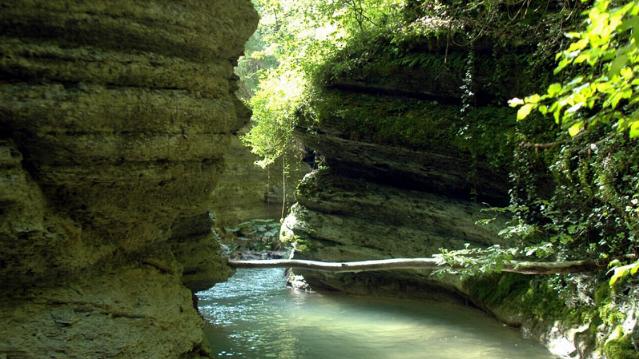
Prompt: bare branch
<box><xmin>228</xmin><ymin>258</ymin><xmax>602</xmax><ymax>275</ymax></box>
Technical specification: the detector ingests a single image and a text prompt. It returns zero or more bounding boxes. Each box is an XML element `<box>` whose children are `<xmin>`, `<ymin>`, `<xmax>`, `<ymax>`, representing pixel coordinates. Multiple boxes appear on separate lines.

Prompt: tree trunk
<box><xmin>227</xmin><ymin>258</ymin><xmax>602</xmax><ymax>275</ymax></box>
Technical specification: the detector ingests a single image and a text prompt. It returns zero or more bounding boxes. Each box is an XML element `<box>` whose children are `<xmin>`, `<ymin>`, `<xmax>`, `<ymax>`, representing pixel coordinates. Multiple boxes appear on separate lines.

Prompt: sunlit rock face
<box><xmin>0</xmin><ymin>1</ymin><xmax>257</xmax><ymax>357</ymax></box>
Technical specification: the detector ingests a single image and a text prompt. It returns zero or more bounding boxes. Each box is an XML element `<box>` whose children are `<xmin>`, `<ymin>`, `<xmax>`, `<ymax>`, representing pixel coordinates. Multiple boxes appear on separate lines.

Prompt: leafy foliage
<box><xmin>608</xmin><ymin>259</ymin><xmax>639</xmax><ymax>286</ymax></box>
<box><xmin>240</xmin><ymin>0</ymin><xmax>408</xmax><ymax>167</ymax></box>
<box><xmin>241</xmin><ymin>0</ymin><xmax>580</xmax><ymax>167</ymax></box>
<box><xmin>242</xmin><ymin>68</ymin><xmax>308</xmax><ymax>167</ymax></box>
<box><xmin>509</xmin><ymin>0</ymin><xmax>639</xmax><ymax>286</ymax></box>
<box><xmin>511</xmin><ymin>0</ymin><xmax>639</xmax><ymax>139</ymax></box>
<box><xmin>434</xmin><ymin>244</ymin><xmax>518</xmax><ymax>279</ymax></box>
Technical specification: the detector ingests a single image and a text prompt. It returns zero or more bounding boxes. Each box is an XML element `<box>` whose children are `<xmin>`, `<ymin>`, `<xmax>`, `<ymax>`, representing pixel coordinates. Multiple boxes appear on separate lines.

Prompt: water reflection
<box><xmin>198</xmin><ymin>269</ymin><xmax>555</xmax><ymax>359</ymax></box>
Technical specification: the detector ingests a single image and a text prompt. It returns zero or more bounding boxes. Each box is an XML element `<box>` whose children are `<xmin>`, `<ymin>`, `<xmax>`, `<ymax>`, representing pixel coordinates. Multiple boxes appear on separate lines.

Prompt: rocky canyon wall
<box><xmin>281</xmin><ymin>5</ymin><xmax>638</xmax><ymax>357</ymax></box>
<box><xmin>282</xmin><ymin>43</ymin><xmax>519</xmax><ymax>297</ymax></box>
<box><xmin>0</xmin><ymin>1</ymin><xmax>257</xmax><ymax>357</ymax></box>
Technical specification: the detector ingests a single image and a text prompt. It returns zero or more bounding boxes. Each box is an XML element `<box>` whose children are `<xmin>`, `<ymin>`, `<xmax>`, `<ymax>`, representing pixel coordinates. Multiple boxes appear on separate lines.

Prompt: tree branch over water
<box><xmin>228</xmin><ymin>258</ymin><xmax>602</xmax><ymax>275</ymax></box>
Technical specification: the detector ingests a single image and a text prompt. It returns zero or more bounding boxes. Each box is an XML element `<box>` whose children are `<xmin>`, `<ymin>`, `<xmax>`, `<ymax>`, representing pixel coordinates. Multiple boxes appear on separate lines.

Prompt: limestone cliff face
<box><xmin>0</xmin><ymin>1</ymin><xmax>257</xmax><ymax>357</ymax></box>
<box><xmin>283</xmin><ymin>79</ymin><xmax>513</xmax><ymax>298</ymax></box>
<box><xmin>284</xmin><ymin>140</ymin><xmax>508</xmax><ymax>298</ymax></box>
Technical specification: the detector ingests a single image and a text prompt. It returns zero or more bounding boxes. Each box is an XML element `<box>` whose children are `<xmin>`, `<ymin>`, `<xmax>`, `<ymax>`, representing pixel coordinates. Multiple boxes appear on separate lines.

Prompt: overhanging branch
<box><xmin>228</xmin><ymin>258</ymin><xmax>602</xmax><ymax>275</ymax></box>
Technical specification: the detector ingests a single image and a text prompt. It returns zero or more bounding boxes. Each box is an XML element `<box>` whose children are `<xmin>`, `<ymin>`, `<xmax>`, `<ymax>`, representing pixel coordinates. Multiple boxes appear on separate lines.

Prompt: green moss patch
<box><xmin>309</xmin><ymin>90</ymin><xmax>517</xmax><ymax>171</ymax></box>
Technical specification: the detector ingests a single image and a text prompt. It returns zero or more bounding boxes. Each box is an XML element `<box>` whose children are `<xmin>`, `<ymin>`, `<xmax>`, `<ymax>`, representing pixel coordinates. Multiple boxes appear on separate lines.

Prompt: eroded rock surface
<box><xmin>284</xmin><ymin>87</ymin><xmax>511</xmax><ymax>298</ymax></box>
<box><xmin>0</xmin><ymin>1</ymin><xmax>257</xmax><ymax>357</ymax></box>
<box><xmin>284</xmin><ymin>140</ymin><xmax>507</xmax><ymax>298</ymax></box>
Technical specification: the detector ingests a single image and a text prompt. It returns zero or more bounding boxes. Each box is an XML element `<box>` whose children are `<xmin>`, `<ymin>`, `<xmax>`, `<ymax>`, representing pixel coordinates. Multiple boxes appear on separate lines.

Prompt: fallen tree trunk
<box><xmin>227</xmin><ymin>258</ymin><xmax>603</xmax><ymax>275</ymax></box>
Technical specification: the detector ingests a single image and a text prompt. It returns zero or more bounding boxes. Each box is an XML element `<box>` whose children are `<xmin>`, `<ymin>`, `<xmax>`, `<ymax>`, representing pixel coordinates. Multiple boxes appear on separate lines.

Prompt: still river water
<box><xmin>198</xmin><ymin>268</ymin><xmax>556</xmax><ymax>359</ymax></box>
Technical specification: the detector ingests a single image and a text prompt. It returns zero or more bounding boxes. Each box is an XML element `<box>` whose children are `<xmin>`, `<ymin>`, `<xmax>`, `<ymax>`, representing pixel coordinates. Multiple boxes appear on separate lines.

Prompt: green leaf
<box><xmin>548</xmin><ymin>83</ymin><xmax>562</xmax><ymax>97</ymax></box>
<box><xmin>508</xmin><ymin>97</ymin><xmax>524</xmax><ymax>107</ymax></box>
<box><xmin>609</xmin><ymin>54</ymin><xmax>628</xmax><ymax>76</ymax></box>
<box><xmin>568</xmin><ymin>121</ymin><xmax>584</xmax><ymax>137</ymax></box>
<box><xmin>525</xmin><ymin>94</ymin><xmax>541</xmax><ymax>104</ymax></box>
<box><xmin>554</xmin><ymin>59</ymin><xmax>570</xmax><ymax>74</ymax></box>
<box><xmin>565</xmin><ymin>31</ymin><xmax>582</xmax><ymax>39</ymax></box>
<box><xmin>630</xmin><ymin>120</ymin><xmax>639</xmax><ymax>138</ymax></box>
<box><xmin>596</xmin><ymin>82</ymin><xmax>612</xmax><ymax>92</ymax></box>
<box><xmin>517</xmin><ymin>104</ymin><xmax>534</xmax><ymax>120</ymax></box>
<box><xmin>609</xmin><ymin>268</ymin><xmax>625</xmax><ymax>286</ymax></box>
<box><xmin>621</xmin><ymin>67</ymin><xmax>635</xmax><ymax>80</ymax></box>
<box><xmin>609</xmin><ymin>261</ymin><xmax>639</xmax><ymax>287</ymax></box>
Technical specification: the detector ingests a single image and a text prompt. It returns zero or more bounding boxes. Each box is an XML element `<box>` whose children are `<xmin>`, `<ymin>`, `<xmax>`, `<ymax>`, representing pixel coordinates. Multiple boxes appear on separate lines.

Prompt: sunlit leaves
<box><xmin>242</xmin><ymin>68</ymin><xmax>308</xmax><ymax>167</ymax></box>
<box><xmin>506</xmin><ymin>2</ymin><xmax>639</xmax><ymax>292</ymax></box>
<box><xmin>608</xmin><ymin>259</ymin><xmax>639</xmax><ymax>286</ymax></box>
<box><xmin>568</xmin><ymin>121</ymin><xmax>584</xmax><ymax>137</ymax></box>
<box><xmin>508</xmin><ymin>97</ymin><xmax>524</xmax><ymax>107</ymax></box>
<box><xmin>511</xmin><ymin>0</ymin><xmax>639</xmax><ymax>140</ymax></box>
<box><xmin>630</xmin><ymin>120</ymin><xmax>639</xmax><ymax>138</ymax></box>
<box><xmin>548</xmin><ymin>83</ymin><xmax>563</xmax><ymax>96</ymax></box>
<box><xmin>244</xmin><ymin>0</ymin><xmax>412</xmax><ymax>166</ymax></box>
<box><xmin>517</xmin><ymin>104</ymin><xmax>534</xmax><ymax>121</ymax></box>
<box><xmin>433</xmin><ymin>245</ymin><xmax>518</xmax><ymax>279</ymax></box>
<box><xmin>608</xmin><ymin>53</ymin><xmax>628</xmax><ymax>75</ymax></box>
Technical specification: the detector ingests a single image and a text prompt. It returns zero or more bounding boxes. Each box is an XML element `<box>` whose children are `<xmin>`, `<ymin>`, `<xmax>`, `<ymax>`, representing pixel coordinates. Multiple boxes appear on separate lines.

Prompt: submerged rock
<box><xmin>0</xmin><ymin>1</ymin><xmax>257</xmax><ymax>357</ymax></box>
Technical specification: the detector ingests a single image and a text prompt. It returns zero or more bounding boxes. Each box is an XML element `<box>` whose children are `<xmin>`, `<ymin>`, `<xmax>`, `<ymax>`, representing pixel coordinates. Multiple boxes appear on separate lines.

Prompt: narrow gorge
<box><xmin>1</xmin><ymin>1</ymin><xmax>638</xmax><ymax>359</ymax></box>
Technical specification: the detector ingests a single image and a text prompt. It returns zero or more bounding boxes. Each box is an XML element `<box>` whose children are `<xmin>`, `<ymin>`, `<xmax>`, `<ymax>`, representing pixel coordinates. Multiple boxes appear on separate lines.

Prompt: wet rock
<box><xmin>286</xmin><ymin>271</ymin><xmax>311</xmax><ymax>292</ymax></box>
<box><xmin>221</xmin><ymin>219</ymin><xmax>286</xmax><ymax>255</ymax></box>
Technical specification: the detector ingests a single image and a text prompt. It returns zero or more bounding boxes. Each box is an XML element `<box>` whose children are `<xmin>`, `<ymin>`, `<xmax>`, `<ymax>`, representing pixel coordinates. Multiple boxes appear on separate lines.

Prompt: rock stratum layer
<box><xmin>284</xmin><ymin>132</ymin><xmax>507</xmax><ymax>299</ymax></box>
<box><xmin>284</xmin><ymin>77</ymin><xmax>513</xmax><ymax>299</ymax></box>
<box><xmin>0</xmin><ymin>1</ymin><xmax>257</xmax><ymax>357</ymax></box>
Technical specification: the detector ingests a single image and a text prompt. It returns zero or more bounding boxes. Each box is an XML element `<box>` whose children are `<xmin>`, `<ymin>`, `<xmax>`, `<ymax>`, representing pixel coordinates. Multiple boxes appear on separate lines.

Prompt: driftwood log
<box><xmin>228</xmin><ymin>258</ymin><xmax>602</xmax><ymax>275</ymax></box>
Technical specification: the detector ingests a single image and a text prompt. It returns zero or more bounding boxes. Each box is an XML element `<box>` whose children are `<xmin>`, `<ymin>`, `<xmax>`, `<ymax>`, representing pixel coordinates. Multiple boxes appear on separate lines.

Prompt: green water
<box><xmin>198</xmin><ymin>269</ymin><xmax>555</xmax><ymax>359</ymax></box>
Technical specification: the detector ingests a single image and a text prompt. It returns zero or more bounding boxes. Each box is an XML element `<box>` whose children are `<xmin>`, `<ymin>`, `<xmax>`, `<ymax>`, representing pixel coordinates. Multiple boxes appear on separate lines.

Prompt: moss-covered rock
<box><xmin>0</xmin><ymin>0</ymin><xmax>257</xmax><ymax>357</ymax></box>
<box><xmin>463</xmin><ymin>274</ymin><xmax>639</xmax><ymax>359</ymax></box>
